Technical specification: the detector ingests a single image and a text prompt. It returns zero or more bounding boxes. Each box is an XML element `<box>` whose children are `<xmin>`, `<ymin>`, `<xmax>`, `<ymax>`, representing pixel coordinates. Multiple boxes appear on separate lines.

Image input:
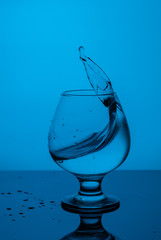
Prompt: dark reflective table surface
<box><xmin>0</xmin><ymin>171</ymin><xmax>161</xmax><ymax>239</ymax></box>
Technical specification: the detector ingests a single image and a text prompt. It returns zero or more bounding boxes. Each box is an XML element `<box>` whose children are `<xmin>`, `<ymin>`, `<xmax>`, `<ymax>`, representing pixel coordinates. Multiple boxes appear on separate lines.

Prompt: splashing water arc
<box><xmin>79</xmin><ymin>46</ymin><xmax>114</xmax><ymax>95</ymax></box>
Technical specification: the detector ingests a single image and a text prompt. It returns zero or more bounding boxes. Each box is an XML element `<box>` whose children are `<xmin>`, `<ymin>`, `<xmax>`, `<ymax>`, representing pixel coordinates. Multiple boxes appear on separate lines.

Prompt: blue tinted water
<box><xmin>48</xmin><ymin>48</ymin><xmax>130</xmax><ymax>175</ymax></box>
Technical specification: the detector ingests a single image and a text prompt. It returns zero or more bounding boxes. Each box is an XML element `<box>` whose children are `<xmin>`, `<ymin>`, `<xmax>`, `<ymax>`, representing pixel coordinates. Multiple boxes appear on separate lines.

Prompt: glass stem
<box><xmin>76</xmin><ymin>175</ymin><xmax>104</xmax><ymax>198</ymax></box>
<box><xmin>79</xmin><ymin>215</ymin><xmax>102</xmax><ymax>230</ymax></box>
<box><xmin>76</xmin><ymin>214</ymin><xmax>110</xmax><ymax>238</ymax></box>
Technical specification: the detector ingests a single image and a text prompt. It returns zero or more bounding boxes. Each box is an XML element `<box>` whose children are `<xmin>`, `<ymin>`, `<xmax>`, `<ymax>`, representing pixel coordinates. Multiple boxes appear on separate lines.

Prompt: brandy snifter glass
<box><xmin>48</xmin><ymin>89</ymin><xmax>130</xmax><ymax>214</ymax></box>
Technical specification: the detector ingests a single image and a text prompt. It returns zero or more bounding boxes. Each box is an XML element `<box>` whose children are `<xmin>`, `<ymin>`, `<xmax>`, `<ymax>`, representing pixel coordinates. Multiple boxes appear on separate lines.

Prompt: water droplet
<box><xmin>79</xmin><ymin>46</ymin><xmax>86</xmax><ymax>61</ymax></box>
<box><xmin>23</xmin><ymin>199</ymin><xmax>28</xmax><ymax>201</ymax></box>
<box><xmin>17</xmin><ymin>190</ymin><xmax>22</xmax><ymax>193</ymax></box>
<box><xmin>6</xmin><ymin>208</ymin><xmax>12</xmax><ymax>210</ymax></box>
<box><xmin>28</xmin><ymin>207</ymin><xmax>35</xmax><ymax>210</ymax></box>
<box><xmin>7</xmin><ymin>192</ymin><xmax>11</xmax><ymax>195</ymax></box>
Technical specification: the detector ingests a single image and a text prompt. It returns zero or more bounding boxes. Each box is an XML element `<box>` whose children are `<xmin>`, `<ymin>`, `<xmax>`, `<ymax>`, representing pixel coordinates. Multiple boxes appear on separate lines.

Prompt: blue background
<box><xmin>0</xmin><ymin>0</ymin><xmax>161</xmax><ymax>170</ymax></box>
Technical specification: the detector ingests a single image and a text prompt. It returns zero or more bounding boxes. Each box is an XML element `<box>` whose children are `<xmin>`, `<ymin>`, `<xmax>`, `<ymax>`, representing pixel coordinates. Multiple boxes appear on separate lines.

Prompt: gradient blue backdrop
<box><xmin>0</xmin><ymin>0</ymin><xmax>161</xmax><ymax>170</ymax></box>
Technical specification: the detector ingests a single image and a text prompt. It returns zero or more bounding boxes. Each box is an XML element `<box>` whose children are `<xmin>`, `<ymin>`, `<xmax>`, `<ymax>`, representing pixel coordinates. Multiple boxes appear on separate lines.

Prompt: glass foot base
<box><xmin>61</xmin><ymin>194</ymin><xmax>120</xmax><ymax>214</ymax></box>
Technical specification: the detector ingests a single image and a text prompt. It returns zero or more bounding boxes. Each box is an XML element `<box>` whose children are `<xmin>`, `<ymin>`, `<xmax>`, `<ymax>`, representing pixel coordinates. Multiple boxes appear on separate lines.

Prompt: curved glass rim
<box><xmin>61</xmin><ymin>89</ymin><xmax>116</xmax><ymax>97</ymax></box>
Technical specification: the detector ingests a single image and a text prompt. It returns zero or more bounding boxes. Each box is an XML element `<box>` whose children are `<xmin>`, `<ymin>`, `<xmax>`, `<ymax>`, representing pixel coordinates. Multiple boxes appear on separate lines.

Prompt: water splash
<box><xmin>49</xmin><ymin>48</ymin><xmax>120</xmax><ymax>161</ymax></box>
<box><xmin>79</xmin><ymin>46</ymin><xmax>113</xmax><ymax>93</ymax></box>
<box><xmin>79</xmin><ymin>46</ymin><xmax>122</xmax><ymax>110</ymax></box>
<box><xmin>48</xmin><ymin>47</ymin><xmax>130</xmax><ymax>174</ymax></box>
